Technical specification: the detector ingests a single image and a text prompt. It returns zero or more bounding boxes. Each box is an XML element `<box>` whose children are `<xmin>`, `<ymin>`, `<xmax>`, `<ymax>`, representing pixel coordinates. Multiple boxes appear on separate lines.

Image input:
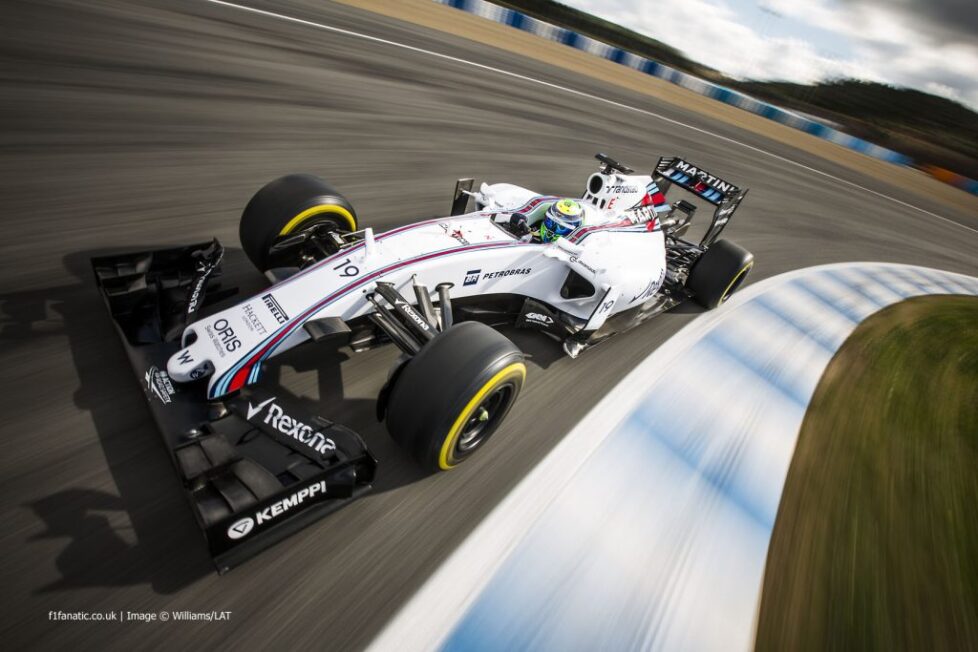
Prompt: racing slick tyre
<box><xmin>385</xmin><ymin>321</ymin><xmax>526</xmax><ymax>473</ymax></box>
<box><xmin>239</xmin><ymin>174</ymin><xmax>358</xmax><ymax>271</ymax></box>
<box><xmin>686</xmin><ymin>239</ymin><xmax>754</xmax><ymax>309</ymax></box>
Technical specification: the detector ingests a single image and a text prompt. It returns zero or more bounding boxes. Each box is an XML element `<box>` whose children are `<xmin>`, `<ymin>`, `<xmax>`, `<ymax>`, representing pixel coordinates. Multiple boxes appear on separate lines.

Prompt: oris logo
<box><xmin>214</xmin><ymin>319</ymin><xmax>241</xmax><ymax>352</ymax></box>
<box><xmin>206</xmin><ymin>318</ymin><xmax>241</xmax><ymax>355</ymax></box>
<box><xmin>227</xmin><ymin>517</ymin><xmax>254</xmax><ymax>540</ymax></box>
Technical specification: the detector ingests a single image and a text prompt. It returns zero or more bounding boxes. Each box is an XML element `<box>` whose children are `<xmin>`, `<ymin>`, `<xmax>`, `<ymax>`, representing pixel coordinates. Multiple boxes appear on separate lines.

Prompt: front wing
<box><xmin>92</xmin><ymin>241</ymin><xmax>376</xmax><ymax>572</ymax></box>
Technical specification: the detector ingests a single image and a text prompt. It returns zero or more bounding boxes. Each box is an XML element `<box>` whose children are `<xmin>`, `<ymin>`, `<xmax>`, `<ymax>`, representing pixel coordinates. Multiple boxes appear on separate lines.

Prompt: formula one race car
<box><xmin>93</xmin><ymin>153</ymin><xmax>752</xmax><ymax>571</ymax></box>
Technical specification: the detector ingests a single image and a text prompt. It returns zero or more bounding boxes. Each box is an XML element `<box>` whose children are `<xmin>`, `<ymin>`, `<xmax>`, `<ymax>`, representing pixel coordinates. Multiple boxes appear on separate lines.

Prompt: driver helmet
<box><xmin>540</xmin><ymin>198</ymin><xmax>584</xmax><ymax>242</ymax></box>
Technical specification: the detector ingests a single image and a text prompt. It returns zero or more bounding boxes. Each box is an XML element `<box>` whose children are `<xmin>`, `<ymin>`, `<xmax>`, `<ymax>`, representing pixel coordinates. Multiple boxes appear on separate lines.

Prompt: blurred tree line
<box><xmin>494</xmin><ymin>0</ymin><xmax>978</xmax><ymax>179</ymax></box>
<box><xmin>733</xmin><ymin>80</ymin><xmax>978</xmax><ymax>178</ymax></box>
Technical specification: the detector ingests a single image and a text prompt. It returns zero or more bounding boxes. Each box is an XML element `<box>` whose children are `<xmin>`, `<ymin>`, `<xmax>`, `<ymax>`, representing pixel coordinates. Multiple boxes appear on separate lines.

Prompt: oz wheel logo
<box><xmin>227</xmin><ymin>517</ymin><xmax>255</xmax><ymax>540</ymax></box>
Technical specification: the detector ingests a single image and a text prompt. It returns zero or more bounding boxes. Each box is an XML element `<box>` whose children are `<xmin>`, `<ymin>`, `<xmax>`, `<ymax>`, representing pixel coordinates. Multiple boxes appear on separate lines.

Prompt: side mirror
<box><xmin>451</xmin><ymin>178</ymin><xmax>474</xmax><ymax>216</ymax></box>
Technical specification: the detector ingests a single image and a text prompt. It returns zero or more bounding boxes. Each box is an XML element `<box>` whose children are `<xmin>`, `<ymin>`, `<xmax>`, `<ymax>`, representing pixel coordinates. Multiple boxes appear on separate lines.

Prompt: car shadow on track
<box><xmin>2</xmin><ymin>246</ymin><xmax>439</xmax><ymax>595</ymax></box>
<box><xmin>2</xmin><ymin>249</ymin><xmax>214</xmax><ymax>594</ymax></box>
<box><xmin>6</xmin><ymin>243</ymin><xmax>691</xmax><ymax>594</ymax></box>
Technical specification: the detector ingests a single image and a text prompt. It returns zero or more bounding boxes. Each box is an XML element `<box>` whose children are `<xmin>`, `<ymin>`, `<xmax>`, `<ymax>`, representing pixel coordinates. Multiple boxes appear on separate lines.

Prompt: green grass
<box><xmin>756</xmin><ymin>295</ymin><xmax>978</xmax><ymax>651</ymax></box>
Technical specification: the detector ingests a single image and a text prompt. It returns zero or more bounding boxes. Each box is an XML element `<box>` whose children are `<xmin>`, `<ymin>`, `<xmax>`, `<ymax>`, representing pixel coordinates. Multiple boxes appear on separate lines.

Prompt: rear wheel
<box><xmin>239</xmin><ymin>174</ymin><xmax>357</xmax><ymax>271</ymax></box>
<box><xmin>686</xmin><ymin>239</ymin><xmax>753</xmax><ymax>309</ymax></box>
<box><xmin>385</xmin><ymin>322</ymin><xmax>526</xmax><ymax>472</ymax></box>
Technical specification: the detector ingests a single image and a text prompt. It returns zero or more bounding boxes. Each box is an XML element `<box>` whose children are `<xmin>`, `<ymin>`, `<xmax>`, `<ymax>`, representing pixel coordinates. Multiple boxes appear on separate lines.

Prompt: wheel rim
<box><xmin>720</xmin><ymin>262</ymin><xmax>753</xmax><ymax>303</ymax></box>
<box><xmin>268</xmin><ymin>217</ymin><xmax>350</xmax><ymax>268</ymax></box>
<box><xmin>278</xmin><ymin>204</ymin><xmax>356</xmax><ymax>236</ymax></box>
<box><xmin>438</xmin><ymin>361</ymin><xmax>526</xmax><ymax>471</ymax></box>
<box><xmin>455</xmin><ymin>384</ymin><xmax>513</xmax><ymax>454</ymax></box>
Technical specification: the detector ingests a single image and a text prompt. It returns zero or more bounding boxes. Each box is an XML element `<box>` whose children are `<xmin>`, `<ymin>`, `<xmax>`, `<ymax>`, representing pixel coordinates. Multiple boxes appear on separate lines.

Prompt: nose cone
<box><xmin>166</xmin><ymin>344</ymin><xmax>212</xmax><ymax>383</ymax></box>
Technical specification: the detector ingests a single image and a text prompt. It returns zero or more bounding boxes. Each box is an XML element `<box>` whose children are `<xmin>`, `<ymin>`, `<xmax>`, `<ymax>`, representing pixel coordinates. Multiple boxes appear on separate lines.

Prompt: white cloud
<box><xmin>563</xmin><ymin>0</ymin><xmax>978</xmax><ymax>110</ymax></box>
<box><xmin>567</xmin><ymin>0</ymin><xmax>833</xmax><ymax>81</ymax></box>
<box><xmin>759</xmin><ymin>0</ymin><xmax>855</xmax><ymax>35</ymax></box>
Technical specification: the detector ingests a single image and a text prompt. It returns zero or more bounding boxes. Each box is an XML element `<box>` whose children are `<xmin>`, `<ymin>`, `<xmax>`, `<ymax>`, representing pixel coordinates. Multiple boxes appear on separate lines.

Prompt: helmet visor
<box><xmin>543</xmin><ymin>213</ymin><xmax>578</xmax><ymax>237</ymax></box>
<box><xmin>543</xmin><ymin>200</ymin><xmax>583</xmax><ymax>239</ymax></box>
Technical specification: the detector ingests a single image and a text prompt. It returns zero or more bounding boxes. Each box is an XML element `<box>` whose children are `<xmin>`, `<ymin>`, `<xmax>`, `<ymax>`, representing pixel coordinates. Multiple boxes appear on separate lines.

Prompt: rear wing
<box><xmin>653</xmin><ymin>156</ymin><xmax>748</xmax><ymax>247</ymax></box>
<box><xmin>654</xmin><ymin>157</ymin><xmax>740</xmax><ymax>204</ymax></box>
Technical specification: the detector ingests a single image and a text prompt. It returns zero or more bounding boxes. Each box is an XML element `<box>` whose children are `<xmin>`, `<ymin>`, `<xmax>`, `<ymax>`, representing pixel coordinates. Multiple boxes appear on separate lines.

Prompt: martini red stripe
<box><xmin>220</xmin><ymin>240</ymin><xmax>526</xmax><ymax>394</ymax></box>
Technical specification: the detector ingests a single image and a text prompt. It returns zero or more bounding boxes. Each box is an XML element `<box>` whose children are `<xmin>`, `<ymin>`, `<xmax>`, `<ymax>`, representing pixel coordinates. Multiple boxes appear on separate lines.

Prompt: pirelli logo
<box><xmin>261</xmin><ymin>294</ymin><xmax>289</xmax><ymax>324</ymax></box>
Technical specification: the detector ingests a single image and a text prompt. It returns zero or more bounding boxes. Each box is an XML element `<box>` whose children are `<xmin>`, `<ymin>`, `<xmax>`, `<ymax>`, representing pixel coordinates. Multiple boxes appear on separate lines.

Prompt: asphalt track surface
<box><xmin>1</xmin><ymin>1</ymin><xmax>976</xmax><ymax>649</ymax></box>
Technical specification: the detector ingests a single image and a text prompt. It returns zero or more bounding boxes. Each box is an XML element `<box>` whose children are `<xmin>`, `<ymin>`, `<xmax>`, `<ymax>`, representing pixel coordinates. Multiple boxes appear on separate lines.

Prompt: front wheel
<box><xmin>686</xmin><ymin>239</ymin><xmax>754</xmax><ymax>309</ymax></box>
<box><xmin>239</xmin><ymin>174</ymin><xmax>357</xmax><ymax>272</ymax></box>
<box><xmin>385</xmin><ymin>322</ymin><xmax>526</xmax><ymax>472</ymax></box>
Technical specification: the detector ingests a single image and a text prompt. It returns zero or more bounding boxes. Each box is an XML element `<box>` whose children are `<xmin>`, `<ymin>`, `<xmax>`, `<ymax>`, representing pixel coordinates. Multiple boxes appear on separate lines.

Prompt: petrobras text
<box><xmin>483</xmin><ymin>267</ymin><xmax>531</xmax><ymax>280</ymax></box>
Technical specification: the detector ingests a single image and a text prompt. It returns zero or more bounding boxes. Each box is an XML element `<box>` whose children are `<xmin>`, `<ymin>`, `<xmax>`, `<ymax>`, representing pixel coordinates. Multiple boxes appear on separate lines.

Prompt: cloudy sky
<box><xmin>562</xmin><ymin>0</ymin><xmax>978</xmax><ymax>110</ymax></box>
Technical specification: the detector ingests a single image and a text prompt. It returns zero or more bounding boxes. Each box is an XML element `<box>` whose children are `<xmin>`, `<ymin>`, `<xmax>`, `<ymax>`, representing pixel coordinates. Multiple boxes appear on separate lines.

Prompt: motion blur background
<box><xmin>1</xmin><ymin>0</ymin><xmax>975</xmax><ymax>649</ymax></box>
<box><xmin>498</xmin><ymin>0</ymin><xmax>978</xmax><ymax>182</ymax></box>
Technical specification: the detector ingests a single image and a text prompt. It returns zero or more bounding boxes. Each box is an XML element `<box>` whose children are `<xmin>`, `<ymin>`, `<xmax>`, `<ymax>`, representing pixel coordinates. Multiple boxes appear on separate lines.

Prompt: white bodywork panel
<box><xmin>167</xmin><ymin>175</ymin><xmax>667</xmax><ymax>398</ymax></box>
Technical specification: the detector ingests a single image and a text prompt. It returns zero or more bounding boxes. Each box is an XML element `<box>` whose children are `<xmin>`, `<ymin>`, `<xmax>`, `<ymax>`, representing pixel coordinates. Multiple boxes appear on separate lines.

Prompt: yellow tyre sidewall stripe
<box><xmin>279</xmin><ymin>204</ymin><xmax>356</xmax><ymax>236</ymax></box>
<box><xmin>720</xmin><ymin>261</ymin><xmax>753</xmax><ymax>304</ymax></box>
<box><xmin>438</xmin><ymin>362</ymin><xmax>526</xmax><ymax>470</ymax></box>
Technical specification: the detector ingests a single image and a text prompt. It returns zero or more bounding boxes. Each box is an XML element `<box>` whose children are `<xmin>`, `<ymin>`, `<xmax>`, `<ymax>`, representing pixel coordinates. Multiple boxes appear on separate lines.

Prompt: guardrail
<box><xmin>435</xmin><ymin>0</ymin><xmax>978</xmax><ymax>196</ymax></box>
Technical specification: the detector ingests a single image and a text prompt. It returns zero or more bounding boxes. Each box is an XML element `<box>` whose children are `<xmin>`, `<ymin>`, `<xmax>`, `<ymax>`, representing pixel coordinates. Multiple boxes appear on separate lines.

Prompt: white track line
<box><xmin>201</xmin><ymin>0</ymin><xmax>977</xmax><ymax>236</ymax></box>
